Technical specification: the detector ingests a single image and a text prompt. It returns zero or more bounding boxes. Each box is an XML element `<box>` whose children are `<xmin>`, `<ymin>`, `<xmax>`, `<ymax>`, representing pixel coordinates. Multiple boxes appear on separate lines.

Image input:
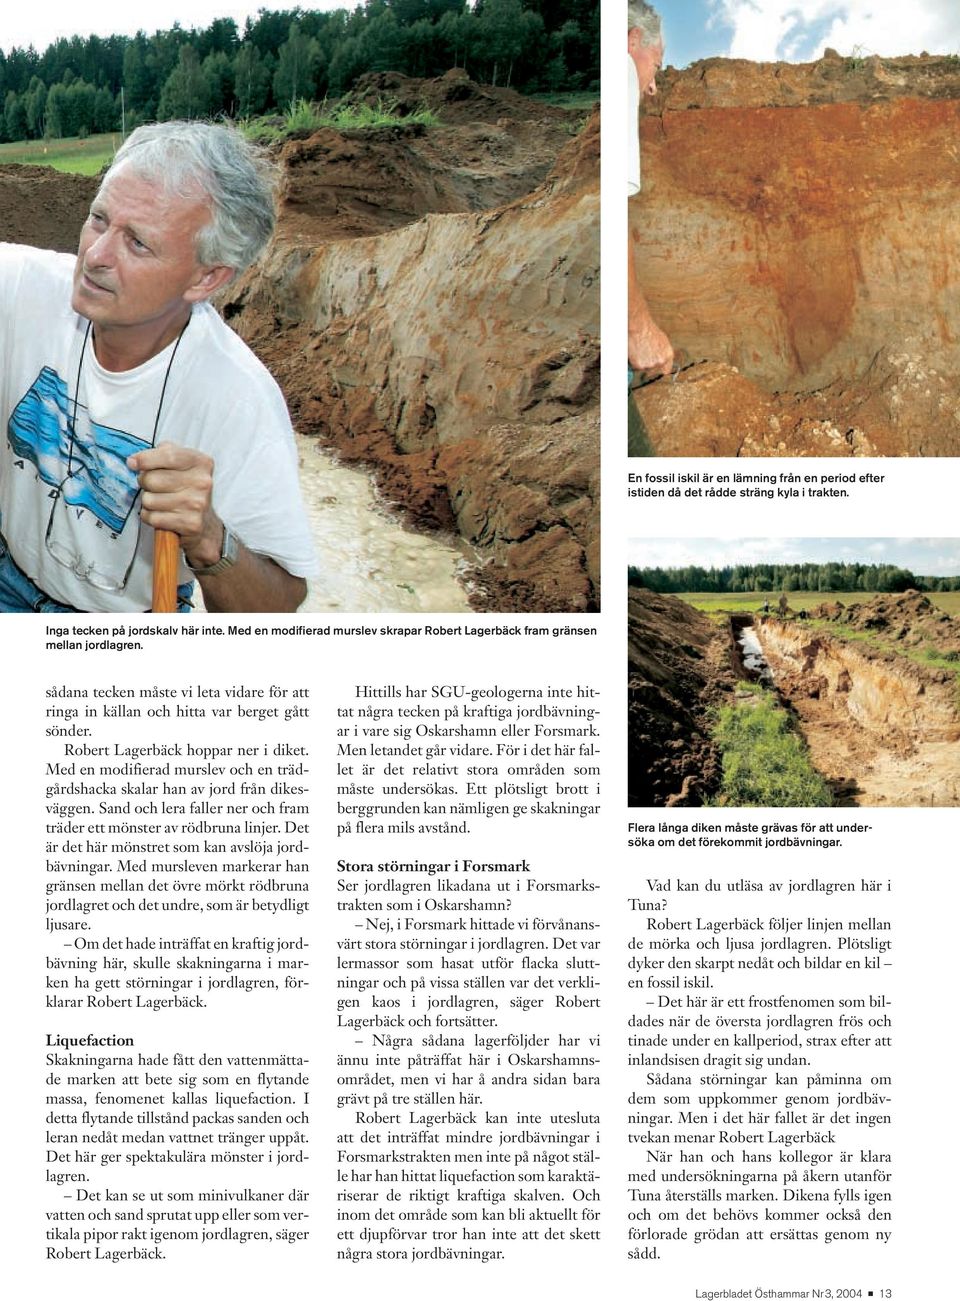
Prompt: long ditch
<box><xmin>725</xmin><ymin>614</ymin><xmax>960</xmax><ymax>806</ymax></box>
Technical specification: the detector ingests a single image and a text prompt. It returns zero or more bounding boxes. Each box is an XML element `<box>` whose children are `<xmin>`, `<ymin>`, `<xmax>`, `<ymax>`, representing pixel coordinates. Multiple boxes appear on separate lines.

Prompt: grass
<box><xmin>0</xmin><ymin>133</ymin><xmax>117</xmax><ymax>175</ymax></box>
<box><xmin>735</xmin><ymin>680</ymin><xmax>767</xmax><ymax>695</ymax></box>
<box><xmin>244</xmin><ymin>96</ymin><xmax>439</xmax><ymax>142</ymax></box>
<box><xmin>709</xmin><ymin>694</ymin><xmax>834</xmax><ymax>808</ymax></box>
<box><xmin>923</xmin><ymin>647</ymin><xmax>960</xmax><ymax>664</ymax></box>
<box><xmin>927</xmin><ymin>591</ymin><xmax>960</xmax><ymax>615</ymax></box>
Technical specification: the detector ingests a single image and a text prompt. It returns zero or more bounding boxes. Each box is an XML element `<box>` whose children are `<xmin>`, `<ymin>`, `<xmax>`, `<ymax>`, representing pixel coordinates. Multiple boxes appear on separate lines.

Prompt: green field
<box><xmin>676</xmin><ymin>590</ymin><xmax>960</xmax><ymax>617</ymax></box>
<box><xmin>0</xmin><ymin>134</ymin><xmax>118</xmax><ymax>175</ymax></box>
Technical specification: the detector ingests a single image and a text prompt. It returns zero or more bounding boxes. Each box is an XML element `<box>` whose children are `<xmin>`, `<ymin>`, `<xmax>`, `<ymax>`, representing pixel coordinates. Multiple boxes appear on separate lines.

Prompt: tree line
<box><xmin>0</xmin><ymin>1</ymin><xmax>598</xmax><ymax>142</ymax></box>
<box><xmin>627</xmin><ymin>562</ymin><xmax>960</xmax><ymax>594</ymax></box>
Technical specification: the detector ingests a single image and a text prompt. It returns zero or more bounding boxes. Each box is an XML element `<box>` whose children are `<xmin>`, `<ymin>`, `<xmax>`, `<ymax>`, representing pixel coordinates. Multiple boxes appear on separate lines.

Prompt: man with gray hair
<box><xmin>0</xmin><ymin>121</ymin><xmax>316</xmax><ymax>612</ymax></box>
<box><xmin>628</xmin><ymin>1</ymin><xmax>673</xmax><ymax>383</ymax></box>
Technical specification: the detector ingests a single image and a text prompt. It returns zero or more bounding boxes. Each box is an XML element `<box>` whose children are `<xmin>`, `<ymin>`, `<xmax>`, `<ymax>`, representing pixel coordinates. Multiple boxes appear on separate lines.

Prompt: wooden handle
<box><xmin>152</xmin><ymin>529</ymin><xmax>180</xmax><ymax>612</ymax></box>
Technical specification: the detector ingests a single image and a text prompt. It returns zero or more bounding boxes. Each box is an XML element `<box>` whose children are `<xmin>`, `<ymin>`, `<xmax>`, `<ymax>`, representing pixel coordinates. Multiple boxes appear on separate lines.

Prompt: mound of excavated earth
<box><xmin>627</xmin><ymin>589</ymin><xmax>735</xmax><ymax>806</ymax></box>
<box><xmin>810</xmin><ymin>590</ymin><xmax>960</xmax><ymax>653</ymax></box>
<box><xmin>0</xmin><ymin>165</ymin><xmax>96</xmax><ymax>253</ymax></box>
<box><xmin>632</xmin><ymin>54</ymin><xmax>960</xmax><ymax>456</ymax></box>
<box><xmin>229</xmin><ymin>88</ymin><xmax>599</xmax><ymax>611</ymax></box>
<box><xmin>351</xmin><ymin>68</ymin><xmax>577</xmax><ymax>127</ymax></box>
<box><xmin>276</xmin><ymin>74</ymin><xmax>579</xmax><ymax>244</ymax></box>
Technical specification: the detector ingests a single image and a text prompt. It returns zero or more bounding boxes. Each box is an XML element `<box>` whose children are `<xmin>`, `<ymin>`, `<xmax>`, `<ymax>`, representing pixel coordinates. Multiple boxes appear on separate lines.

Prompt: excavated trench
<box><xmin>627</xmin><ymin>590</ymin><xmax>960</xmax><ymax>808</ymax></box>
<box><xmin>729</xmin><ymin>616</ymin><xmax>960</xmax><ymax>805</ymax></box>
<box><xmin>729</xmin><ymin>613</ymin><xmax>774</xmax><ymax>686</ymax></box>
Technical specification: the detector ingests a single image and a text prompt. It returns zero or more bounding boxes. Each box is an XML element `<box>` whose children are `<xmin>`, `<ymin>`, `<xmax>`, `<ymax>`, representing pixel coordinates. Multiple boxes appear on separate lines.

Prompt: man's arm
<box><xmin>128</xmin><ymin>443</ymin><xmax>307</xmax><ymax>613</ymax></box>
<box><xmin>628</xmin><ymin>225</ymin><xmax>673</xmax><ymax>377</ymax></box>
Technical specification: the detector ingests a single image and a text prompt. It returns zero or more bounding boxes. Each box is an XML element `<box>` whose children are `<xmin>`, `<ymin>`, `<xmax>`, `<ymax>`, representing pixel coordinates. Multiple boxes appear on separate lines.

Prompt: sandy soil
<box><xmin>293</xmin><ymin>433</ymin><xmax>472</xmax><ymax>613</ymax></box>
<box><xmin>633</xmin><ymin>56</ymin><xmax>960</xmax><ymax>456</ymax></box>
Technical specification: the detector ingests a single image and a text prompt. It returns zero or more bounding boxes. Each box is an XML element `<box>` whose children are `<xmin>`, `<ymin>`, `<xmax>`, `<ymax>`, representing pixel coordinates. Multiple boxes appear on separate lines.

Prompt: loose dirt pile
<box><xmin>627</xmin><ymin>589</ymin><xmax>735</xmax><ymax>806</ymax></box>
<box><xmin>0</xmin><ymin>165</ymin><xmax>96</xmax><ymax>253</ymax></box>
<box><xmin>809</xmin><ymin>591</ymin><xmax>960</xmax><ymax>654</ymax></box>
<box><xmin>350</xmin><ymin>69</ymin><xmax>576</xmax><ymax>127</ymax></box>
<box><xmin>276</xmin><ymin>72</ymin><xmax>579</xmax><ymax>244</ymax></box>
<box><xmin>229</xmin><ymin>82</ymin><xmax>599</xmax><ymax>611</ymax></box>
<box><xmin>633</xmin><ymin>56</ymin><xmax>960</xmax><ymax>455</ymax></box>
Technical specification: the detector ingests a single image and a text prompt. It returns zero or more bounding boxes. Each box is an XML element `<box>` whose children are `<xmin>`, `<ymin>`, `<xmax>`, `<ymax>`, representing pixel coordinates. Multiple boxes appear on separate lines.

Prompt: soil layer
<box><xmin>0</xmin><ymin>165</ymin><xmax>96</xmax><ymax>252</ymax></box>
<box><xmin>229</xmin><ymin>84</ymin><xmax>600</xmax><ymax>611</ymax></box>
<box><xmin>627</xmin><ymin>589</ymin><xmax>736</xmax><ymax>806</ymax></box>
<box><xmin>633</xmin><ymin>56</ymin><xmax>960</xmax><ymax>456</ymax></box>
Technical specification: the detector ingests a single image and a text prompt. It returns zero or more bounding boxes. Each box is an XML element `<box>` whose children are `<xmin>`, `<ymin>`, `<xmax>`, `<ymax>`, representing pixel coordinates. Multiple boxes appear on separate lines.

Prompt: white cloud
<box><xmin>708</xmin><ymin>1</ymin><xmax>960</xmax><ymax>61</ymax></box>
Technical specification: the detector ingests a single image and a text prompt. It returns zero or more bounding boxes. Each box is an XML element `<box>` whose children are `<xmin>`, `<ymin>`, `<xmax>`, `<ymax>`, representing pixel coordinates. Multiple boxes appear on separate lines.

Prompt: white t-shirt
<box><xmin>628</xmin><ymin>54</ymin><xmax>641</xmax><ymax>196</ymax></box>
<box><xmin>0</xmin><ymin>244</ymin><xmax>317</xmax><ymax>612</ymax></box>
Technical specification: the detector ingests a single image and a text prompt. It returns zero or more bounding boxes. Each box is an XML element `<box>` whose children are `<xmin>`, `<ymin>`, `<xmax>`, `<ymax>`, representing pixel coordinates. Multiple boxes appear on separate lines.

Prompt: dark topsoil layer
<box><xmin>655</xmin><ymin>51</ymin><xmax>960</xmax><ymax>111</ymax></box>
<box><xmin>628</xmin><ymin>589</ymin><xmax>737</xmax><ymax>806</ymax></box>
<box><xmin>0</xmin><ymin>165</ymin><xmax>95</xmax><ymax>253</ymax></box>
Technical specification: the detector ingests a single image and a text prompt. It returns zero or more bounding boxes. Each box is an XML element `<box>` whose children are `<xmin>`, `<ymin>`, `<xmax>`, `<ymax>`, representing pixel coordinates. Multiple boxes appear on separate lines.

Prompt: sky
<box><xmin>0</xmin><ymin>2</ymin><xmax>347</xmax><ymax>54</ymax></box>
<box><xmin>657</xmin><ymin>1</ymin><xmax>960</xmax><ymax>69</ymax></box>
<box><xmin>628</xmin><ymin>539</ymin><xmax>960</xmax><ymax>576</ymax></box>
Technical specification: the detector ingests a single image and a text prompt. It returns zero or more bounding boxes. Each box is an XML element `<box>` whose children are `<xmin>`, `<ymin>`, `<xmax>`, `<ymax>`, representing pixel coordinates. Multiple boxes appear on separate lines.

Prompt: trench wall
<box><xmin>635</xmin><ymin>98</ymin><xmax>960</xmax><ymax>391</ymax></box>
<box><xmin>755</xmin><ymin>620</ymin><xmax>960</xmax><ymax>744</ymax></box>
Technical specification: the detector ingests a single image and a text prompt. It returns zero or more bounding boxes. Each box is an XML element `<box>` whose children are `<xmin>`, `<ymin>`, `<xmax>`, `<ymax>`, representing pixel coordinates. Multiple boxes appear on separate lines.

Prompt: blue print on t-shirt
<box><xmin>8</xmin><ymin>367</ymin><xmax>148</xmax><ymax>534</ymax></box>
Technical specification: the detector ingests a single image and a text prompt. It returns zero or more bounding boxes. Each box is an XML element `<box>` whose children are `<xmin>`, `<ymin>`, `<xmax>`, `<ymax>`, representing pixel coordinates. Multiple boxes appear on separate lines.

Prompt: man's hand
<box><xmin>127</xmin><ymin>441</ymin><xmax>220</xmax><ymax>568</ymax></box>
<box><xmin>628</xmin><ymin>315</ymin><xmax>674</xmax><ymax>378</ymax></box>
<box><xmin>127</xmin><ymin>441</ymin><xmax>306</xmax><ymax>613</ymax></box>
<box><xmin>627</xmin><ymin>227</ymin><xmax>674</xmax><ymax>379</ymax></box>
